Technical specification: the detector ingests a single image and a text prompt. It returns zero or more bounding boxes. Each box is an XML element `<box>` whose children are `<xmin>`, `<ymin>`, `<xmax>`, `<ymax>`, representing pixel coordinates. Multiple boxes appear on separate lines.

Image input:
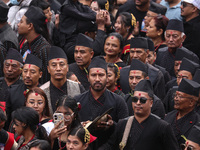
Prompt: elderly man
<box><xmin>126</xmin><ymin>59</ymin><xmax>165</xmax><ymax>119</ymax></box>
<box><xmin>164</xmin><ymin>58</ymin><xmax>199</xmax><ymax>113</ymax></box>
<box><xmin>181</xmin><ymin>0</ymin><xmax>200</xmax><ymax>58</ymax></box>
<box><xmin>75</xmin><ymin>56</ymin><xmax>128</xmax><ymax>148</ymax></box>
<box><xmin>69</xmin><ymin>33</ymin><xmax>94</xmax><ymax>90</ymax></box>
<box><xmin>99</xmin><ymin>80</ymin><xmax>179</xmax><ymax>149</ymax></box>
<box><xmin>155</xmin><ymin>19</ymin><xmax>199</xmax><ymax>78</ymax></box>
<box><xmin>165</xmin><ymin>78</ymin><xmax>200</xmax><ymax>146</ymax></box>
<box><xmin>120</xmin><ymin>37</ymin><xmax>165</xmax><ymax>100</ymax></box>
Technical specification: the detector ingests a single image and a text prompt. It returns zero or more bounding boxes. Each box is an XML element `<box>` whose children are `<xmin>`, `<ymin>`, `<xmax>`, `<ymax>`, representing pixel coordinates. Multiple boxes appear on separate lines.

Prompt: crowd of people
<box><xmin>0</xmin><ymin>0</ymin><xmax>200</xmax><ymax>149</ymax></box>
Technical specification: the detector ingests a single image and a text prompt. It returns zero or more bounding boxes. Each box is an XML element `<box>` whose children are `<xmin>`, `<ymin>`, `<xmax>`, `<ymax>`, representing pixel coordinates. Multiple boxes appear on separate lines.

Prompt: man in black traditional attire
<box><xmin>6</xmin><ymin>54</ymin><xmax>43</xmax><ymax>126</ymax></box>
<box><xmin>120</xmin><ymin>37</ymin><xmax>166</xmax><ymax>100</ymax></box>
<box><xmin>165</xmin><ymin>47</ymin><xmax>199</xmax><ymax>93</ymax></box>
<box><xmin>181</xmin><ymin>0</ymin><xmax>200</xmax><ymax>58</ymax></box>
<box><xmin>0</xmin><ymin>48</ymin><xmax>23</xmax><ymax>102</ymax></box>
<box><xmin>155</xmin><ymin>19</ymin><xmax>199</xmax><ymax>78</ymax></box>
<box><xmin>19</xmin><ymin>6</ymin><xmax>51</xmax><ymax>84</ymax></box>
<box><xmin>125</xmin><ymin>59</ymin><xmax>165</xmax><ymax>119</ymax></box>
<box><xmin>181</xmin><ymin>124</ymin><xmax>200</xmax><ymax>150</ymax></box>
<box><xmin>164</xmin><ymin>58</ymin><xmax>199</xmax><ymax>113</ymax></box>
<box><xmin>75</xmin><ymin>56</ymin><xmax>129</xmax><ymax>148</ymax></box>
<box><xmin>99</xmin><ymin>80</ymin><xmax>179</xmax><ymax>150</ymax></box>
<box><xmin>40</xmin><ymin>46</ymin><xmax>85</xmax><ymax>116</ymax></box>
<box><xmin>0</xmin><ymin>0</ymin><xmax>18</xmax><ymax>50</ymax></box>
<box><xmin>165</xmin><ymin>78</ymin><xmax>200</xmax><ymax>146</ymax></box>
<box><xmin>69</xmin><ymin>33</ymin><xmax>94</xmax><ymax>90</ymax></box>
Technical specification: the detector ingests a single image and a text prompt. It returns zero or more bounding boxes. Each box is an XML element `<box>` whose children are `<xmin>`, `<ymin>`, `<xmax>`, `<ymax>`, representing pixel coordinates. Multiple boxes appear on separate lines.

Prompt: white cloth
<box><xmin>42</xmin><ymin>122</ymin><xmax>54</xmax><ymax>136</ymax></box>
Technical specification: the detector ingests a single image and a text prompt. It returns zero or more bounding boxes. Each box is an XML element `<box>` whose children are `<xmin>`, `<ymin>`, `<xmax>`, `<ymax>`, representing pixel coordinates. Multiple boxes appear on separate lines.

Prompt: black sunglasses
<box><xmin>180</xmin><ymin>143</ymin><xmax>194</xmax><ymax>150</ymax></box>
<box><xmin>132</xmin><ymin>96</ymin><xmax>151</xmax><ymax>104</ymax></box>
<box><xmin>181</xmin><ymin>1</ymin><xmax>193</xmax><ymax>8</ymax></box>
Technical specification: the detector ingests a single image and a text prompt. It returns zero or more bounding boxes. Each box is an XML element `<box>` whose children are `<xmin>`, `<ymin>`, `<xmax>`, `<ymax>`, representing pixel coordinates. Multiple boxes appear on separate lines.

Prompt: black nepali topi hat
<box><xmin>88</xmin><ymin>56</ymin><xmax>107</xmax><ymax>71</ymax></box>
<box><xmin>76</xmin><ymin>33</ymin><xmax>93</xmax><ymax>49</ymax></box>
<box><xmin>147</xmin><ymin>38</ymin><xmax>155</xmax><ymax>52</ymax></box>
<box><xmin>48</xmin><ymin>46</ymin><xmax>68</xmax><ymax>61</ymax></box>
<box><xmin>187</xmin><ymin>124</ymin><xmax>200</xmax><ymax>145</ymax></box>
<box><xmin>166</xmin><ymin>19</ymin><xmax>184</xmax><ymax>32</ymax></box>
<box><xmin>149</xmin><ymin>2</ymin><xmax>167</xmax><ymax>15</ymax></box>
<box><xmin>129</xmin><ymin>59</ymin><xmax>148</xmax><ymax>75</ymax></box>
<box><xmin>134</xmin><ymin>80</ymin><xmax>153</xmax><ymax>96</ymax></box>
<box><xmin>0</xmin><ymin>0</ymin><xmax>9</xmax><ymax>22</ymax></box>
<box><xmin>25</xmin><ymin>54</ymin><xmax>42</xmax><ymax>69</ymax></box>
<box><xmin>193</xmin><ymin>69</ymin><xmax>200</xmax><ymax>84</ymax></box>
<box><xmin>25</xmin><ymin>6</ymin><xmax>46</xmax><ymax>29</ymax></box>
<box><xmin>130</xmin><ymin>37</ymin><xmax>148</xmax><ymax>49</ymax></box>
<box><xmin>179</xmin><ymin>58</ymin><xmax>199</xmax><ymax>76</ymax></box>
<box><xmin>178</xmin><ymin>78</ymin><xmax>200</xmax><ymax>97</ymax></box>
<box><xmin>6</xmin><ymin>48</ymin><xmax>23</xmax><ymax>64</ymax></box>
<box><xmin>175</xmin><ymin>48</ymin><xmax>196</xmax><ymax>62</ymax></box>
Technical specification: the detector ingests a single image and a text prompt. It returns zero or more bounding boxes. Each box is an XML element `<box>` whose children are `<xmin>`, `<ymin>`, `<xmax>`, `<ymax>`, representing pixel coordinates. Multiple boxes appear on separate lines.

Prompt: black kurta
<box><xmin>165</xmin><ymin>110</ymin><xmax>200</xmax><ymax>146</ymax></box>
<box><xmin>165</xmin><ymin>78</ymin><xmax>177</xmax><ymax>94</ymax></box>
<box><xmin>155</xmin><ymin>47</ymin><xmax>199</xmax><ymax>78</ymax></box>
<box><xmin>20</xmin><ymin>35</ymin><xmax>51</xmax><ymax>84</ymax></box>
<box><xmin>69</xmin><ymin>63</ymin><xmax>90</xmax><ymax>90</ymax></box>
<box><xmin>0</xmin><ymin>42</ymin><xmax>7</xmax><ymax>77</ymax></box>
<box><xmin>120</xmin><ymin>64</ymin><xmax>166</xmax><ymax>100</ymax></box>
<box><xmin>125</xmin><ymin>93</ymin><xmax>165</xmax><ymax>119</ymax></box>
<box><xmin>75</xmin><ymin>89</ymin><xmax>129</xmax><ymax>148</ymax></box>
<box><xmin>99</xmin><ymin>114</ymin><xmax>179</xmax><ymax>150</ymax></box>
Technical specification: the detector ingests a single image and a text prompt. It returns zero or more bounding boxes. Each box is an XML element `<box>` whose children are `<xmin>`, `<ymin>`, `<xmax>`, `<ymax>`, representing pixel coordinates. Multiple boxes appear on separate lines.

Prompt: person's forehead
<box><xmin>49</xmin><ymin>58</ymin><xmax>67</xmax><ymax>63</ymax></box>
<box><xmin>75</xmin><ymin>45</ymin><xmax>90</xmax><ymax>51</ymax></box>
<box><xmin>23</xmin><ymin>64</ymin><xmax>39</xmax><ymax>70</ymax></box>
<box><xmin>129</xmin><ymin>70</ymin><xmax>143</xmax><ymax>75</ymax></box>
<box><xmin>134</xmin><ymin>91</ymin><xmax>148</xmax><ymax>96</ymax></box>
<box><xmin>5</xmin><ymin>59</ymin><xmax>19</xmax><ymax>64</ymax></box>
<box><xmin>130</xmin><ymin>48</ymin><xmax>145</xmax><ymax>51</ymax></box>
<box><xmin>166</xmin><ymin>30</ymin><xmax>182</xmax><ymax>35</ymax></box>
<box><xmin>178</xmin><ymin>70</ymin><xmax>191</xmax><ymax>76</ymax></box>
<box><xmin>89</xmin><ymin>68</ymin><xmax>106</xmax><ymax>73</ymax></box>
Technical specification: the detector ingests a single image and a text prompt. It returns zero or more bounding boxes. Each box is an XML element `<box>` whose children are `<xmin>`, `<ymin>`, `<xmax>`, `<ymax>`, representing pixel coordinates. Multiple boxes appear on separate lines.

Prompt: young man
<box><xmin>40</xmin><ymin>46</ymin><xmax>85</xmax><ymax>115</ymax></box>
<box><xmin>18</xmin><ymin>6</ymin><xmax>51</xmax><ymax>84</ymax></box>
<box><xmin>100</xmin><ymin>80</ymin><xmax>179</xmax><ymax>149</ymax></box>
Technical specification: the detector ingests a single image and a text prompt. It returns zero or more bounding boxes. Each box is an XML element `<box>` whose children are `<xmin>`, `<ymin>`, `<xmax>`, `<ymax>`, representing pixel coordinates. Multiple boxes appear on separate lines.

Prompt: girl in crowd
<box><xmin>42</xmin><ymin>96</ymin><xmax>81</xmax><ymax>150</ymax></box>
<box><xmin>106</xmin><ymin>63</ymin><xmax>125</xmax><ymax>98</ymax></box>
<box><xmin>25</xmin><ymin>87</ymin><xmax>51</xmax><ymax>125</ymax></box>
<box><xmin>114</xmin><ymin>12</ymin><xmax>136</xmax><ymax>65</ymax></box>
<box><xmin>104</xmin><ymin>32</ymin><xmax>126</xmax><ymax>68</ymax></box>
<box><xmin>12</xmin><ymin>107</ymin><xmax>48</xmax><ymax>150</ymax></box>
<box><xmin>146</xmin><ymin>15</ymin><xmax>169</xmax><ymax>53</ymax></box>
<box><xmin>66</xmin><ymin>127</ymin><xmax>97</xmax><ymax>150</ymax></box>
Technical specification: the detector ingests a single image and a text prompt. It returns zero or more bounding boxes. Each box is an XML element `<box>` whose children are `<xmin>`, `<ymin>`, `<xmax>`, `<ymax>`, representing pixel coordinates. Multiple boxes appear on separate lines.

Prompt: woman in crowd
<box><xmin>106</xmin><ymin>63</ymin><xmax>125</xmax><ymax>98</ymax></box>
<box><xmin>66</xmin><ymin>126</ymin><xmax>97</xmax><ymax>150</ymax></box>
<box><xmin>25</xmin><ymin>87</ymin><xmax>51</xmax><ymax>125</ymax></box>
<box><xmin>12</xmin><ymin>107</ymin><xmax>48</xmax><ymax>150</ymax></box>
<box><xmin>104</xmin><ymin>32</ymin><xmax>126</xmax><ymax>68</ymax></box>
<box><xmin>42</xmin><ymin>96</ymin><xmax>81</xmax><ymax>150</ymax></box>
<box><xmin>67</xmin><ymin>71</ymin><xmax>81</xmax><ymax>84</ymax></box>
<box><xmin>146</xmin><ymin>15</ymin><xmax>169</xmax><ymax>53</ymax></box>
<box><xmin>114</xmin><ymin>12</ymin><xmax>136</xmax><ymax>65</ymax></box>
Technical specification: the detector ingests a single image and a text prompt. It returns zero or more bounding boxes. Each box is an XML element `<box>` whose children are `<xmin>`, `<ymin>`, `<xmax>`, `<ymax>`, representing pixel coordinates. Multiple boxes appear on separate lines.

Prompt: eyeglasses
<box><xmin>132</xmin><ymin>96</ymin><xmax>151</xmax><ymax>104</ymax></box>
<box><xmin>181</xmin><ymin>1</ymin><xmax>194</xmax><ymax>8</ymax></box>
<box><xmin>180</xmin><ymin>143</ymin><xmax>194</xmax><ymax>150</ymax></box>
<box><xmin>173</xmin><ymin>93</ymin><xmax>193</xmax><ymax>100</ymax></box>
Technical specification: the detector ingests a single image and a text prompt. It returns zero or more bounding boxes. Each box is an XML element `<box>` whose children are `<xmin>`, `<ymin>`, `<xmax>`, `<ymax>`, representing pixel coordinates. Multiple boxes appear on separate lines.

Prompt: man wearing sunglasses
<box><xmin>165</xmin><ymin>78</ymin><xmax>200</xmax><ymax>146</ymax></box>
<box><xmin>181</xmin><ymin>124</ymin><xmax>200</xmax><ymax>150</ymax></box>
<box><xmin>125</xmin><ymin>58</ymin><xmax>165</xmax><ymax>119</ymax></box>
<box><xmin>99</xmin><ymin>80</ymin><xmax>179</xmax><ymax>149</ymax></box>
<box><xmin>181</xmin><ymin>0</ymin><xmax>200</xmax><ymax>59</ymax></box>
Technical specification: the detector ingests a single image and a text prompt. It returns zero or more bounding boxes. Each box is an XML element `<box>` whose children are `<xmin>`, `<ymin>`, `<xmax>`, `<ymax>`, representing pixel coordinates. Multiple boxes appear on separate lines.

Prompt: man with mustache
<box><xmin>155</xmin><ymin>19</ymin><xmax>199</xmax><ymax>78</ymax></box>
<box><xmin>75</xmin><ymin>56</ymin><xmax>128</xmax><ymax>148</ymax></box>
<box><xmin>165</xmin><ymin>78</ymin><xmax>200</xmax><ymax>146</ymax></box>
<box><xmin>69</xmin><ymin>33</ymin><xmax>94</xmax><ymax>90</ymax></box>
<box><xmin>40</xmin><ymin>46</ymin><xmax>85</xmax><ymax>115</ymax></box>
<box><xmin>7</xmin><ymin>54</ymin><xmax>42</xmax><ymax>126</ymax></box>
<box><xmin>99</xmin><ymin>80</ymin><xmax>179</xmax><ymax>149</ymax></box>
<box><xmin>126</xmin><ymin>59</ymin><xmax>165</xmax><ymax>119</ymax></box>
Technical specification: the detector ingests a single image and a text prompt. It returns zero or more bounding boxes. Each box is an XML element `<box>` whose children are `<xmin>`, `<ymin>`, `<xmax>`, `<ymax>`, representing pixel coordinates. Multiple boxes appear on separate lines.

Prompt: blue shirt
<box><xmin>160</xmin><ymin>0</ymin><xmax>182</xmax><ymax>20</ymax></box>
